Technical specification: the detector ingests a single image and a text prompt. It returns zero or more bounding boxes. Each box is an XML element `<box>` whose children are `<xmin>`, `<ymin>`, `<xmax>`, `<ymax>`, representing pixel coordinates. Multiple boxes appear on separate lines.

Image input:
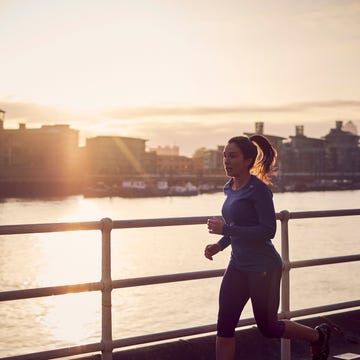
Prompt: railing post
<box><xmin>280</xmin><ymin>210</ymin><xmax>291</xmax><ymax>360</ymax></box>
<box><xmin>101</xmin><ymin>217</ymin><xmax>113</xmax><ymax>360</ymax></box>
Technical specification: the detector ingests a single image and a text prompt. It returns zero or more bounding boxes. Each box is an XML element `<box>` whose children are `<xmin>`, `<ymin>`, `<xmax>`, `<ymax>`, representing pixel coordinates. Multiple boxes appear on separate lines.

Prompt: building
<box><xmin>244</xmin><ymin>121</ymin><xmax>286</xmax><ymax>151</ymax></box>
<box><xmin>201</xmin><ymin>146</ymin><xmax>224</xmax><ymax>175</ymax></box>
<box><xmin>342</xmin><ymin>120</ymin><xmax>358</xmax><ymax>135</ymax></box>
<box><xmin>155</xmin><ymin>154</ymin><xmax>193</xmax><ymax>175</ymax></box>
<box><xmin>149</xmin><ymin>145</ymin><xmax>179</xmax><ymax>156</ymax></box>
<box><xmin>279</xmin><ymin>121</ymin><xmax>359</xmax><ymax>190</ymax></box>
<box><xmin>281</xmin><ymin>125</ymin><xmax>326</xmax><ymax>175</ymax></box>
<box><xmin>0</xmin><ymin>109</ymin><xmax>5</xmax><ymax>128</ymax></box>
<box><xmin>0</xmin><ymin>121</ymin><xmax>80</xmax><ymax>178</ymax></box>
<box><xmin>84</xmin><ymin>136</ymin><xmax>148</xmax><ymax>177</ymax></box>
<box><xmin>0</xmin><ymin>114</ymin><xmax>80</xmax><ymax>196</ymax></box>
<box><xmin>323</xmin><ymin>120</ymin><xmax>360</xmax><ymax>173</ymax></box>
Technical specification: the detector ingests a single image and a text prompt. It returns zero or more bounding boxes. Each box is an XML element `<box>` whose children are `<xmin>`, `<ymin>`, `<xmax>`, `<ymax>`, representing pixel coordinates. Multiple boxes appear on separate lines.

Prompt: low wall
<box><xmin>78</xmin><ymin>310</ymin><xmax>360</xmax><ymax>360</ymax></box>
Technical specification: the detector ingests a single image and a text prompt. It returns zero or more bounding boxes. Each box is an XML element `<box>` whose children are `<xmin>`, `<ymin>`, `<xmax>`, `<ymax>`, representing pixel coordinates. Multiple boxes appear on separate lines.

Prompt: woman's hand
<box><xmin>204</xmin><ymin>243</ymin><xmax>221</xmax><ymax>261</ymax></box>
<box><xmin>207</xmin><ymin>217</ymin><xmax>225</xmax><ymax>235</ymax></box>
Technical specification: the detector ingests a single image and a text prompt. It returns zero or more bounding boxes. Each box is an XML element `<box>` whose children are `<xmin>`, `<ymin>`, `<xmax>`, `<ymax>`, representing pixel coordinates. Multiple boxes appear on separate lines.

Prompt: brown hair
<box><xmin>227</xmin><ymin>135</ymin><xmax>277</xmax><ymax>184</ymax></box>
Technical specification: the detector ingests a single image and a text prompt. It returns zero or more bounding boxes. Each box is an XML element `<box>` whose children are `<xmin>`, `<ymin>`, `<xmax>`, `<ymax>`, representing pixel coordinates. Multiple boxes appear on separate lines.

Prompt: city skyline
<box><xmin>1</xmin><ymin>113</ymin><xmax>356</xmax><ymax>158</ymax></box>
<box><xmin>1</xmin><ymin>0</ymin><xmax>360</xmax><ymax>155</ymax></box>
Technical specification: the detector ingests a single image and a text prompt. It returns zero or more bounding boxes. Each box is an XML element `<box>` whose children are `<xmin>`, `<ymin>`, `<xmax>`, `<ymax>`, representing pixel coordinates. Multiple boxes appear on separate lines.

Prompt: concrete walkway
<box><xmin>111</xmin><ymin>310</ymin><xmax>360</xmax><ymax>360</ymax></box>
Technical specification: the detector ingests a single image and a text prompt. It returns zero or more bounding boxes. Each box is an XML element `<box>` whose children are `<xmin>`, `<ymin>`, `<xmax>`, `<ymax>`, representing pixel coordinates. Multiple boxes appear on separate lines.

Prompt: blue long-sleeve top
<box><xmin>217</xmin><ymin>175</ymin><xmax>282</xmax><ymax>272</ymax></box>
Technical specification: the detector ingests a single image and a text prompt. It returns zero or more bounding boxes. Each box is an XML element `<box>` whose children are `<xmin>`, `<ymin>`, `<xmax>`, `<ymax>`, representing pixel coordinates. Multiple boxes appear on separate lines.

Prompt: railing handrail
<box><xmin>3</xmin><ymin>252</ymin><xmax>360</xmax><ymax>302</ymax></box>
<box><xmin>1</xmin><ymin>208</ymin><xmax>359</xmax><ymax>235</ymax></box>
<box><xmin>1</xmin><ymin>208</ymin><xmax>360</xmax><ymax>360</ymax></box>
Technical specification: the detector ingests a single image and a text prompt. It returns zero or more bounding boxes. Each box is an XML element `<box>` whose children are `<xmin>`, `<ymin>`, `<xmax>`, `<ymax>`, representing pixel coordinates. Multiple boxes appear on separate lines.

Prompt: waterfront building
<box><xmin>149</xmin><ymin>145</ymin><xmax>180</xmax><ymax>156</ymax></box>
<box><xmin>84</xmin><ymin>136</ymin><xmax>148</xmax><ymax>178</ymax></box>
<box><xmin>155</xmin><ymin>154</ymin><xmax>193</xmax><ymax>175</ymax></box>
<box><xmin>148</xmin><ymin>145</ymin><xmax>196</xmax><ymax>177</ymax></box>
<box><xmin>342</xmin><ymin>120</ymin><xmax>358</xmax><ymax>135</ymax></box>
<box><xmin>191</xmin><ymin>146</ymin><xmax>224</xmax><ymax>176</ymax></box>
<box><xmin>280</xmin><ymin>121</ymin><xmax>359</xmax><ymax>190</ymax></box>
<box><xmin>0</xmin><ymin>114</ymin><xmax>81</xmax><ymax>196</ymax></box>
<box><xmin>281</xmin><ymin>125</ymin><xmax>326</xmax><ymax>174</ymax></box>
<box><xmin>244</xmin><ymin>121</ymin><xmax>286</xmax><ymax>151</ymax></box>
<box><xmin>202</xmin><ymin>146</ymin><xmax>224</xmax><ymax>174</ymax></box>
<box><xmin>206</xmin><ymin>120</ymin><xmax>359</xmax><ymax>190</ymax></box>
<box><xmin>323</xmin><ymin>120</ymin><xmax>360</xmax><ymax>173</ymax></box>
<box><xmin>0</xmin><ymin>108</ymin><xmax>5</xmax><ymax>127</ymax></box>
<box><xmin>0</xmin><ymin>121</ymin><xmax>79</xmax><ymax>177</ymax></box>
<box><xmin>192</xmin><ymin>147</ymin><xmax>207</xmax><ymax>175</ymax></box>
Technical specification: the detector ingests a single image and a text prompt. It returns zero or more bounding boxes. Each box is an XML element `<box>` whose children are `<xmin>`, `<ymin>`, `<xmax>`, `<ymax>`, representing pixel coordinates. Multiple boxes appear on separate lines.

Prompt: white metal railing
<box><xmin>0</xmin><ymin>209</ymin><xmax>360</xmax><ymax>360</ymax></box>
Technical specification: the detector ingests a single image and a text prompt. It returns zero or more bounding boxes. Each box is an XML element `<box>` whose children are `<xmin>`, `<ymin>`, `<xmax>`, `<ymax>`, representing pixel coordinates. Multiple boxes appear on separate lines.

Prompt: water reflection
<box><xmin>37</xmin><ymin>232</ymin><xmax>100</xmax><ymax>286</ymax></box>
<box><xmin>42</xmin><ymin>293</ymin><xmax>101</xmax><ymax>345</ymax></box>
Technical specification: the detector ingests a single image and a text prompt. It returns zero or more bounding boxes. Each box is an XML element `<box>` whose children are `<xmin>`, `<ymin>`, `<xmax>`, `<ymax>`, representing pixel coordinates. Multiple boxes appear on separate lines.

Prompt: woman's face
<box><xmin>223</xmin><ymin>142</ymin><xmax>252</xmax><ymax>178</ymax></box>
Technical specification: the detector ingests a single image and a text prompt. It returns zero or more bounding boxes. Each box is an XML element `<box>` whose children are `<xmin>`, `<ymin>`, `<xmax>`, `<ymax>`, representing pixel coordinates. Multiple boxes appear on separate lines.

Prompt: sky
<box><xmin>0</xmin><ymin>0</ymin><xmax>360</xmax><ymax>155</ymax></box>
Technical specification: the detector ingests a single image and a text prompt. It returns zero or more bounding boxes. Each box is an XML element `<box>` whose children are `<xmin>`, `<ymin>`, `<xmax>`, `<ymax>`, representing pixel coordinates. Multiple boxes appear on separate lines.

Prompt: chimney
<box><xmin>335</xmin><ymin>121</ymin><xmax>343</xmax><ymax>130</ymax></box>
<box><xmin>255</xmin><ymin>122</ymin><xmax>264</xmax><ymax>134</ymax></box>
<box><xmin>0</xmin><ymin>109</ymin><xmax>4</xmax><ymax>129</ymax></box>
<box><xmin>295</xmin><ymin>125</ymin><xmax>304</xmax><ymax>137</ymax></box>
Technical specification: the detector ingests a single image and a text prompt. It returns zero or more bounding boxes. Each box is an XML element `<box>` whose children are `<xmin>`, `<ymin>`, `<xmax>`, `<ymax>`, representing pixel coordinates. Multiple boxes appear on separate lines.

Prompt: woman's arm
<box><xmin>207</xmin><ymin>217</ymin><xmax>231</xmax><ymax>250</ymax></box>
<box><xmin>217</xmin><ymin>235</ymin><xmax>231</xmax><ymax>250</ymax></box>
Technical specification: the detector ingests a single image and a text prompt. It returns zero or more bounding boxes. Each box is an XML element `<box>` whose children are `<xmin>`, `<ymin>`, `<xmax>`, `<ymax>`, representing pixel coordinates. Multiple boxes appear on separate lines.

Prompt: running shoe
<box><xmin>311</xmin><ymin>323</ymin><xmax>331</xmax><ymax>360</ymax></box>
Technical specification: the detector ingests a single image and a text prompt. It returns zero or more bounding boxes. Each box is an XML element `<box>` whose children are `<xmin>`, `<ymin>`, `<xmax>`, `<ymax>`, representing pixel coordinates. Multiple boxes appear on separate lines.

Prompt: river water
<box><xmin>0</xmin><ymin>190</ymin><xmax>359</xmax><ymax>357</ymax></box>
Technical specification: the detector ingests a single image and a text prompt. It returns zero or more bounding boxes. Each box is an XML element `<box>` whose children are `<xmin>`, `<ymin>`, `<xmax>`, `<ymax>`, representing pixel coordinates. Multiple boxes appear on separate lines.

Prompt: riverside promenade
<box><xmin>76</xmin><ymin>310</ymin><xmax>359</xmax><ymax>360</ymax></box>
<box><xmin>1</xmin><ymin>208</ymin><xmax>359</xmax><ymax>360</ymax></box>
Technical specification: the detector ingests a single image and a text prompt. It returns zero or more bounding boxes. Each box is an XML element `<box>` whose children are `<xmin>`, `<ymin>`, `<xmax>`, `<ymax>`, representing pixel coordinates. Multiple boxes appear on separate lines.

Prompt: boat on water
<box><xmin>198</xmin><ymin>183</ymin><xmax>221</xmax><ymax>194</ymax></box>
<box><xmin>121</xmin><ymin>179</ymin><xmax>200</xmax><ymax>197</ymax></box>
<box><xmin>83</xmin><ymin>179</ymin><xmax>204</xmax><ymax>198</ymax></box>
<box><xmin>119</xmin><ymin>179</ymin><xmax>169</xmax><ymax>197</ymax></box>
<box><xmin>168</xmin><ymin>182</ymin><xmax>199</xmax><ymax>196</ymax></box>
<box><xmin>83</xmin><ymin>182</ymin><xmax>118</xmax><ymax>197</ymax></box>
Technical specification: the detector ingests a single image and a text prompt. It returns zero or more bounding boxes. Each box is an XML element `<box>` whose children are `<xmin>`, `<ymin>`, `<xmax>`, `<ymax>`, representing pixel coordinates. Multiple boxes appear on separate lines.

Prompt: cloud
<box><xmin>102</xmin><ymin>100</ymin><xmax>360</xmax><ymax>119</ymax></box>
<box><xmin>0</xmin><ymin>98</ymin><xmax>102</xmax><ymax>128</ymax></box>
<box><xmin>0</xmin><ymin>99</ymin><xmax>75</xmax><ymax>124</ymax></box>
<box><xmin>295</xmin><ymin>99</ymin><xmax>360</xmax><ymax>109</ymax></box>
<box><xmin>2</xmin><ymin>98</ymin><xmax>360</xmax><ymax>125</ymax></box>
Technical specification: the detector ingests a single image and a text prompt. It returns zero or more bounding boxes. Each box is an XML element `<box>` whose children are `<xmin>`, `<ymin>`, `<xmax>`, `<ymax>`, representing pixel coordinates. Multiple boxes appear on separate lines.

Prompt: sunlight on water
<box><xmin>37</xmin><ymin>232</ymin><xmax>101</xmax><ymax>285</ymax></box>
<box><xmin>41</xmin><ymin>293</ymin><xmax>101</xmax><ymax>346</ymax></box>
<box><xmin>55</xmin><ymin>197</ymin><xmax>110</xmax><ymax>222</ymax></box>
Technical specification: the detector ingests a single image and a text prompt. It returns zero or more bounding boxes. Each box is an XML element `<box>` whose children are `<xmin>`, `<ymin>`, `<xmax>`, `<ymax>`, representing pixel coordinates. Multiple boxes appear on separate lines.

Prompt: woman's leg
<box><xmin>216</xmin><ymin>336</ymin><xmax>236</xmax><ymax>360</ymax></box>
<box><xmin>282</xmin><ymin>319</ymin><xmax>318</xmax><ymax>342</ymax></box>
<box><xmin>249</xmin><ymin>268</ymin><xmax>331</xmax><ymax>359</ymax></box>
<box><xmin>248</xmin><ymin>268</ymin><xmax>318</xmax><ymax>340</ymax></box>
<box><xmin>250</xmin><ymin>268</ymin><xmax>285</xmax><ymax>338</ymax></box>
<box><xmin>216</xmin><ymin>266</ymin><xmax>250</xmax><ymax>360</ymax></box>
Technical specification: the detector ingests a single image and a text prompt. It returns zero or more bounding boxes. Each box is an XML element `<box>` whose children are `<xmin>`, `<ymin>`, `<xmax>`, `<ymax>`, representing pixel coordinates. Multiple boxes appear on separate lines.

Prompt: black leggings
<box><xmin>217</xmin><ymin>264</ymin><xmax>285</xmax><ymax>338</ymax></box>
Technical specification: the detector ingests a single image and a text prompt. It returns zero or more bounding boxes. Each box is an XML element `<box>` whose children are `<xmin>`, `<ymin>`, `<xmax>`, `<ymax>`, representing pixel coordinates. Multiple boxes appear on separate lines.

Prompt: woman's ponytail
<box><xmin>249</xmin><ymin>135</ymin><xmax>277</xmax><ymax>184</ymax></box>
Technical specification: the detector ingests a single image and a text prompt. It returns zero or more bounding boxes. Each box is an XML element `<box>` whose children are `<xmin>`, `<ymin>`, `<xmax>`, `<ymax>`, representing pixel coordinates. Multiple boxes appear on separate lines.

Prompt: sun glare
<box><xmin>35</xmin><ymin>199</ymin><xmax>104</xmax><ymax>287</ymax></box>
<box><xmin>34</xmin><ymin>198</ymin><xmax>104</xmax><ymax>344</ymax></box>
<box><xmin>56</xmin><ymin>198</ymin><xmax>106</xmax><ymax>222</ymax></box>
<box><xmin>42</xmin><ymin>292</ymin><xmax>100</xmax><ymax>345</ymax></box>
